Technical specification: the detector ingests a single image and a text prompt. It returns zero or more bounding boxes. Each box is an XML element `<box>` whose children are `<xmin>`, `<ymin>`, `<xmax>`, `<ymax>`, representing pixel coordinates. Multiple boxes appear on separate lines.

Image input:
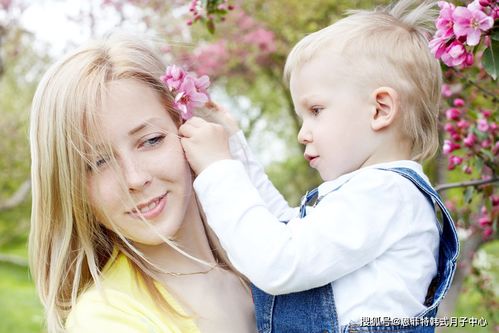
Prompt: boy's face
<box><xmin>290</xmin><ymin>52</ymin><xmax>377</xmax><ymax>181</ymax></box>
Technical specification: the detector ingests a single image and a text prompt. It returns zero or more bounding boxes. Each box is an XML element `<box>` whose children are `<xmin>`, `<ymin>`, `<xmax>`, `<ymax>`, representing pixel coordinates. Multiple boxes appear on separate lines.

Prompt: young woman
<box><xmin>29</xmin><ymin>34</ymin><xmax>256</xmax><ymax>333</ymax></box>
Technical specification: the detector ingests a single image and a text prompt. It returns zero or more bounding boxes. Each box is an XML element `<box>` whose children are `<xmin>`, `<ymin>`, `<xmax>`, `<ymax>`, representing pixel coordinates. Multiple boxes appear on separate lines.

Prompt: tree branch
<box><xmin>0</xmin><ymin>179</ymin><xmax>31</xmax><ymax>211</ymax></box>
<box><xmin>435</xmin><ymin>177</ymin><xmax>498</xmax><ymax>192</ymax></box>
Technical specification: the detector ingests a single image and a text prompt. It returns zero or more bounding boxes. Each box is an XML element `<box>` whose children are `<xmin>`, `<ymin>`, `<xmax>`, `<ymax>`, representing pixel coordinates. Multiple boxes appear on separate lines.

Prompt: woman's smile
<box><xmin>127</xmin><ymin>192</ymin><xmax>168</xmax><ymax>220</ymax></box>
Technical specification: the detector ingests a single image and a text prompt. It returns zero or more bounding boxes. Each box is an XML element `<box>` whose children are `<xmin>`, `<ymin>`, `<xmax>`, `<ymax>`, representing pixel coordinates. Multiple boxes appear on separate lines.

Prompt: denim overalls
<box><xmin>251</xmin><ymin>167</ymin><xmax>460</xmax><ymax>333</ymax></box>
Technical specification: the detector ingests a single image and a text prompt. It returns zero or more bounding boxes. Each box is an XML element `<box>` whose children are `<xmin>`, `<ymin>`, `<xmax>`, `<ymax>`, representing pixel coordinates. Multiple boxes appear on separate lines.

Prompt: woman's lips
<box><xmin>128</xmin><ymin>193</ymin><xmax>167</xmax><ymax>220</ymax></box>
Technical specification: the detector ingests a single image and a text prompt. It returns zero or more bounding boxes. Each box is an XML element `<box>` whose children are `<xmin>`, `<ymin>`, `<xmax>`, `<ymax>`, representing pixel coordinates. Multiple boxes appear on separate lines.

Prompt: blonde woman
<box><xmin>29</xmin><ymin>34</ymin><xmax>257</xmax><ymax>333</ymax></box>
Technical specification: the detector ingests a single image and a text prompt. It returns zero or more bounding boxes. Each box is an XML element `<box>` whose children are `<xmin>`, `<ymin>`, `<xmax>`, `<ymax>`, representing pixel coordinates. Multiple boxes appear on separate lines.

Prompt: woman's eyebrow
<box><xmin>128</xmin><ymin>117</ymin><xmax>163</xmax><ymax>136</ymax></box>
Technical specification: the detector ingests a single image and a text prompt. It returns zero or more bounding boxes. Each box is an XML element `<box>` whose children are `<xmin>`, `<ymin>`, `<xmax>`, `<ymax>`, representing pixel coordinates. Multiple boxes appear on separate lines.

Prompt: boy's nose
<box><xmin>297</xmin><ymin>125</ymin><xmax>312</xmax><ymax>144</ymax></box>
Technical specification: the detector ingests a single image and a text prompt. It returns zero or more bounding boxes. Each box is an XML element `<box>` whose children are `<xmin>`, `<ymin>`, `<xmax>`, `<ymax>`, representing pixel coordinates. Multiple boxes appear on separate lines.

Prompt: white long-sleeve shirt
<box><xmin>194</xmin><ymin>131</ymin><xmax>440</xmax><ymax>326</ymax></box>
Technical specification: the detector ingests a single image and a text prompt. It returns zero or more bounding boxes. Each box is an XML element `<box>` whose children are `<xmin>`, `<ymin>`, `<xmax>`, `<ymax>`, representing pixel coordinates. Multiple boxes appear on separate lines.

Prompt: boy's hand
<box><xmin>195</xmin><ymin>101</ymin><xmax>240</xmax><ymax>136</ymax></box>
<box><xmin>179</xmin><ymin>117</ymin><xmax>232</xmax><ymax>175</ymax></box>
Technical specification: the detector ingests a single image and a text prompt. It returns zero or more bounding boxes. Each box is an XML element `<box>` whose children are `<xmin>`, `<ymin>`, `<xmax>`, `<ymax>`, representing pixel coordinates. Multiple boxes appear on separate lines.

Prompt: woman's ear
<box><xmin>370</xmin><ymin>87</ymin><xmax>400</xmax><ymax>131</ymax></box>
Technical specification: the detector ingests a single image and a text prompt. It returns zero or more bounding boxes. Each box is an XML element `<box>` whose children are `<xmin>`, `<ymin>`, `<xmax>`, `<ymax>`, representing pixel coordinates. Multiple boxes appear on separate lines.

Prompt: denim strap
<box><xmin>299</xmin><ymin>187</ymin><xmax>319</xmax><ymax>218</ymax></box>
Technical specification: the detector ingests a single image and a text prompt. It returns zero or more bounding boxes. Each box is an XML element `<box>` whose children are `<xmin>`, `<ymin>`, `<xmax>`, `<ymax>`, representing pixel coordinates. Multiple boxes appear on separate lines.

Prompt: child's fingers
<box><xmin>179</xmin><ymin>117</ymin><xmax>204</xmax><ymax>137</ymax></box>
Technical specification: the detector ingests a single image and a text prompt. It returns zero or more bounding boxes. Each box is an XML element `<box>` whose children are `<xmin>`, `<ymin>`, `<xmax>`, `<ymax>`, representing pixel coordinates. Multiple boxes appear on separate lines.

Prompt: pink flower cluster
<box><xmin>187</xmin><ymin>0</ymin><xmax>234</xmax><ymax>26</ymax></box>
<box><xmin>160</xmin><ymin>65</ymin><xmax>210</xmax><ymax>120</ymax></box>
<box><xmin>442</xmin><ymin>96</ymin><xmax>497</xmax><ymax>172</ymax></box>
<box><xmin>478</xmin><ymin>202</ymin><xmax>498</xmax><ymax>239</ymax></box>
<box><xmin>0</xmin><ymin>0</ymin><xmax>12</xmax><ymax>10</ymax></box>
<box><xmin>183</xmin><ymin>10</ymin><xmax>277</xmax><ymax>78</ymax></box>
<box><xmin>429</xmin><ymin>0</ymin><xmax>496</xmax><ymax>67</ymax></box>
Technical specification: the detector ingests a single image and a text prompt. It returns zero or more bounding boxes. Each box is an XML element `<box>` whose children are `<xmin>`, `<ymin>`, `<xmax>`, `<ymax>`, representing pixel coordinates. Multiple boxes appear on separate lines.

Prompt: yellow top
<box><xmin>66</xmin><ymin>252</ymin><xmax>200</xmax><ymax>333</ymax></box>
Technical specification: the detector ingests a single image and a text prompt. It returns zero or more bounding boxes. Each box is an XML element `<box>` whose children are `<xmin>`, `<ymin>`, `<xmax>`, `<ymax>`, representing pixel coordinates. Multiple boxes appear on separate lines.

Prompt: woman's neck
<box><xmin>134</xmin><ymin>192</ymin><xmax>217</xmax><ymax>275</ymax></box>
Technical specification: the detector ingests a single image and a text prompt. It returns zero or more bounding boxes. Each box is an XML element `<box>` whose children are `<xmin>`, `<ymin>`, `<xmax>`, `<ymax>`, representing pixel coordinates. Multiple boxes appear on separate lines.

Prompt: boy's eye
<box><xmin>310</xmin><ymin>106</ymin><xmax>323</xmax><ymax>116</ymax></box>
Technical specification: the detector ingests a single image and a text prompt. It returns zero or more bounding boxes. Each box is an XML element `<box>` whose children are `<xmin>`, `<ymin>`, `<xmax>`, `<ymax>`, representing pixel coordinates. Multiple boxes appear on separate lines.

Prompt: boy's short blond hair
<box><xmin>284</xmin><ymin>0</ymin><xmax>442</xmax><ymax>161</ymax></box>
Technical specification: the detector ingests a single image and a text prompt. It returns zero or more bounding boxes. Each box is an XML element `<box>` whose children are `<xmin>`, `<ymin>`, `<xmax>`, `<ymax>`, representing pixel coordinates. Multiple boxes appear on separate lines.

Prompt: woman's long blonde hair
<box><xmin>29</xmin><ymin>33</ymin><xmax>234</xmax><ymax>333</ymax></box>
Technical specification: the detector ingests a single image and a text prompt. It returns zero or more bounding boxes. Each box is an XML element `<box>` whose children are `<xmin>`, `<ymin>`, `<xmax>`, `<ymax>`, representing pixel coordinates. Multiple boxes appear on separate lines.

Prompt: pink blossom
<box><xmin>447</xmin><ymin>155</ymin><xmax>463</xmax><ymax>170</ymax></box>
<box><xmin>174</xmin><ymin>77</ymin><xmax>209</xmax><ymax>120</ymax></box>
<box><xmin>0</xmin><ymin>0</ymin><xmax>12</xmax><ymax>10</ymax></box>
<box><xmin>463</xmin><ymin>133</ymin><xmax>477</xmax><ymax>147</ymax></box>
<box><xmin>441</xmin><ymin>40</ymin><xmax>469</xmax><ymax>66</ymax></box>
<box><xmin>429</xmin><ymin>31</ymin><xmax>450</xmax><ymax>58</ymax></box>
<box><xmin>444</xmin><ymin>123</ymin><xmax>456</xmax><ymax>134</ymax></box>
<box><xmin>190</xmin><ymin>41</ymin><xmax>229</xmax><ymax>76</ymax></box>
<box><xmin>493</xmin><ymin>142</ymin><xmax>499</xmax><ymax>155</ymax></box>
<box><xmin>436</xmin><ymin>1</ymin><xmax>456</xmax><ymax>38</ymax></box>
<box><xmin>482</xmin><ymin>109</ymin><xmax>492</xmax><ymax>118</ymax></box>
<box><xmin>477</xmin><ymin>118</ymin><xmax>489</xmax><ymax>132</ymax></box>
<box><xmin>481</xmin><ymin>139</ymin><xmax>492</xmax><ymax>148</ymax></box>
<box><xmin>443</xmin><ymin>140</ymin><xmax>460</xmax><ymax>154</ymax></box>
<box><xmin>463</xmin><ymin>52</ymin><xmax>475</xmax><ymax>66</ymax></box>
<box><xmin>463</xmin><ymin>165</ymin><xmax>473</xmax><ymax>174</ymax></box>
<box><xmin>478</xmin><ymin>0</ymin><xmax>491</xmax><ymax>7</ymax></box>
<box><xmin>457</xmin><ymin>119</ymin><xmax>470</xmax><ymax>129</ymax></box>
<box><xmin>160</xmin><ymin>65</ymin><xmax>186</xmax><ymax>92</ymax></box>
<box><xmin>441</xmin><ymin>84</ymin><xmax>453</xmax><ymax>97</ymax></box>
<box><xmin>445</xmin><ymin>107</ymin><xmax>461</xmax><ymax>120</ymax></box>
<box><xmin>492</xmin><ymin>195</ymin><xmax>499</xmax><ymax>207</ymax></box>
<box><xmin>451</xmin><ymin>132</ymin><xmax>462</xmax><ymax>142</ymax></box>
<box><xmin>478</xmin><ymin>216</ymin><xmax>492</xmax><ymax>227</ymax></box>
<box><xmin>443</xmin><ymin>140</ymin><xmax>452</xmax><ymax>154</ymax></box>
<box><xmin>243</xmin><ymin>28</ymin><xmax>276</xmax><ymax>54</ymax></box>
<box><xmin>453</xmin><ymin>98</ymin><xmax>465</xmax><ymax>107</ymax></box>
<box><xmin>453</xmin><ymin>6</ymin><xmax>494</xmax><ymax>46</ymax></box>
<box><xmin>194</xmin><ymin>75</ymin><xmax>210</xmax><ymax>94</ymax></box>
<box><xmin>482</xmin><ymin>227</ymin><xmax>493</xmax><ymax>239</ymax></box>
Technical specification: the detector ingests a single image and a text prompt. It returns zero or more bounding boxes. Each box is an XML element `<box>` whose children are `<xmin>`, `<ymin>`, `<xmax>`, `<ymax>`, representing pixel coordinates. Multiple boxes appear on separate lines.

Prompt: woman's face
<box><xmin>87</xmin><ymin>79</ymin><xmax>192</xmax><ymax>245</ymax></box>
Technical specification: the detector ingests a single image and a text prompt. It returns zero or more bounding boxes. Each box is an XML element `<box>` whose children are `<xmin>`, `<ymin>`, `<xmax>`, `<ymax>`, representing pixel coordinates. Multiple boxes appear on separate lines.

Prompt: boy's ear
<box><xmin>370</xmin><ymin>87</ymin><xmax>400</xmax><ymax>131</ymax></box>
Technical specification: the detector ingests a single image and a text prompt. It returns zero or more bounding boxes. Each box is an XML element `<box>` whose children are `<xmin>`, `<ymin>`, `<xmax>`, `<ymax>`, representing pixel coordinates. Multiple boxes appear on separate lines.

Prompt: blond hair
<box><xmin>284</xmin><ymin>0</ymin><xmax>442</xmax><ymax>161</ymax></box>
<box><xmin>29</xmin><ymin>34</ymin><xmax>233</xmax><ymax>333</ymax></box>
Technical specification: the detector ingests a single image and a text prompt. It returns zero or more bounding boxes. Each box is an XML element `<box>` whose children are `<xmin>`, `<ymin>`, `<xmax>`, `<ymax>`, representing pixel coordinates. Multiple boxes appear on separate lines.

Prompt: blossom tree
<box><xmin>428</xmin><ymin>0</ymin><xmax>498</xmax><ymax>319</ymax></box>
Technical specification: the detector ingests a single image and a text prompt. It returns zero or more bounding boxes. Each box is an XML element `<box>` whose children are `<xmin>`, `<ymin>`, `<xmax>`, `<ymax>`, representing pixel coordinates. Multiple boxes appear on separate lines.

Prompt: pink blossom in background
<box><xmin>436</xmin><ymin>1</ymin><xmax>456</xmax><ymax>37</ymax></box>
<box><xmin>441</xmin><ymin>40</ymin><xmax>470</xmax><ymax>66</ymax></box>
<box><xmin>477</xmin><ymin>118</ymin><xmax>489</xmax><ymax>132</ymax></box>
<box><xmin>457</xmin><ymin>119</ymin><xmax>470</xmax><ymax>129</ymax></box>
<box><xmin>429</xmin><ymin>31</ymin><xmax>450</xmax><ymax>58</ymax></box>
<box><xmin>190</xmin><ymin>41</ymin><xmax>229</xmax><ymax>76</ymax></box>
<box><xmin>463</xmin><ymin>133</ymin><xmax>477</xmax><ymax>147</ymax></box>
<box><xmin>453</xmin><ymin>98</ymin><xmax>465</xmax><ymax>107</ymax></box>
<box><xmin>441</xmin><ymin>84</ymin><xmax>453</xmax><ymax>97</ymax></box>
<box><xmin>478</xmin><ymin>0</ymin><xmax>491</xmax><ymax>7</ymax></box>
<box><xmin>446</xmin><ymin>107</ymin><xmax>462</xmax><ymax>120</ymax></box>
<box><xmin>453</xmin><ymin>6</ymin><xmax>494</xmax><ymax>46</ymax></box>
<box><xmin>0</xmin><ymin>0</ymin><xmax>12</xmax><ymax>10</ymax></box>
<box><xmin>243</xmin><ymin>28</ymin><xmax>276</xmax><ymax>54</ymax></box>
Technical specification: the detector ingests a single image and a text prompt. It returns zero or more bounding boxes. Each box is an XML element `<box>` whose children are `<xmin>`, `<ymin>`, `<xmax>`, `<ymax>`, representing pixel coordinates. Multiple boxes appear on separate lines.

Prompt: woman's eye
<box><xmin>87</xmin><ymin>155</ymin><xmax>110</xmax><ymax>172</ymax></box>
<box><xmin>141</xmin><ymin>135</ymin><xmax>165</xmax><ymax>148</ymax></box>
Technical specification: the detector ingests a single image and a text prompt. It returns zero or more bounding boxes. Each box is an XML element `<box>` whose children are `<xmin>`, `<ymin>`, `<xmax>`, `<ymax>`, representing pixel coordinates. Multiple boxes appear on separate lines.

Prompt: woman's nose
<box><xmin>122</xmin><ymin>158</ymin><xmax>152</xmax><ymax>192</ymax></box>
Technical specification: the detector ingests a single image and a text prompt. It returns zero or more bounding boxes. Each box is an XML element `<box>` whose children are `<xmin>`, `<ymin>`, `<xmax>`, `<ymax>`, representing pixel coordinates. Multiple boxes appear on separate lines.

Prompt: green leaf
<box><xmin>463</xmin><ymin>186</ymin><xmax>474</xmax><ymax>204</ymax></box>
<box><xmin>206</xmin><ymin>19</ymin><xmax>215</xmax><ymax>34</ymax></box>
<box><xmin>482</xmin><ymin>40</ymin><xmax>498</xmax><ymax>80</ymax></box>
<box><xmin>491</xmin><ymin>28</ymin><xmax>499</xmax><ymax>42</ymax></box>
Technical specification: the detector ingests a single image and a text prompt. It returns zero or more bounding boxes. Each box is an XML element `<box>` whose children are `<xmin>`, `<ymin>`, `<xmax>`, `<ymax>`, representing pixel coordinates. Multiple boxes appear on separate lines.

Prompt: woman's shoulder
<box><xmin>65</xmin><ymin>253</ymin><xmax>199</xmax><ymax>333</ymax></box>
